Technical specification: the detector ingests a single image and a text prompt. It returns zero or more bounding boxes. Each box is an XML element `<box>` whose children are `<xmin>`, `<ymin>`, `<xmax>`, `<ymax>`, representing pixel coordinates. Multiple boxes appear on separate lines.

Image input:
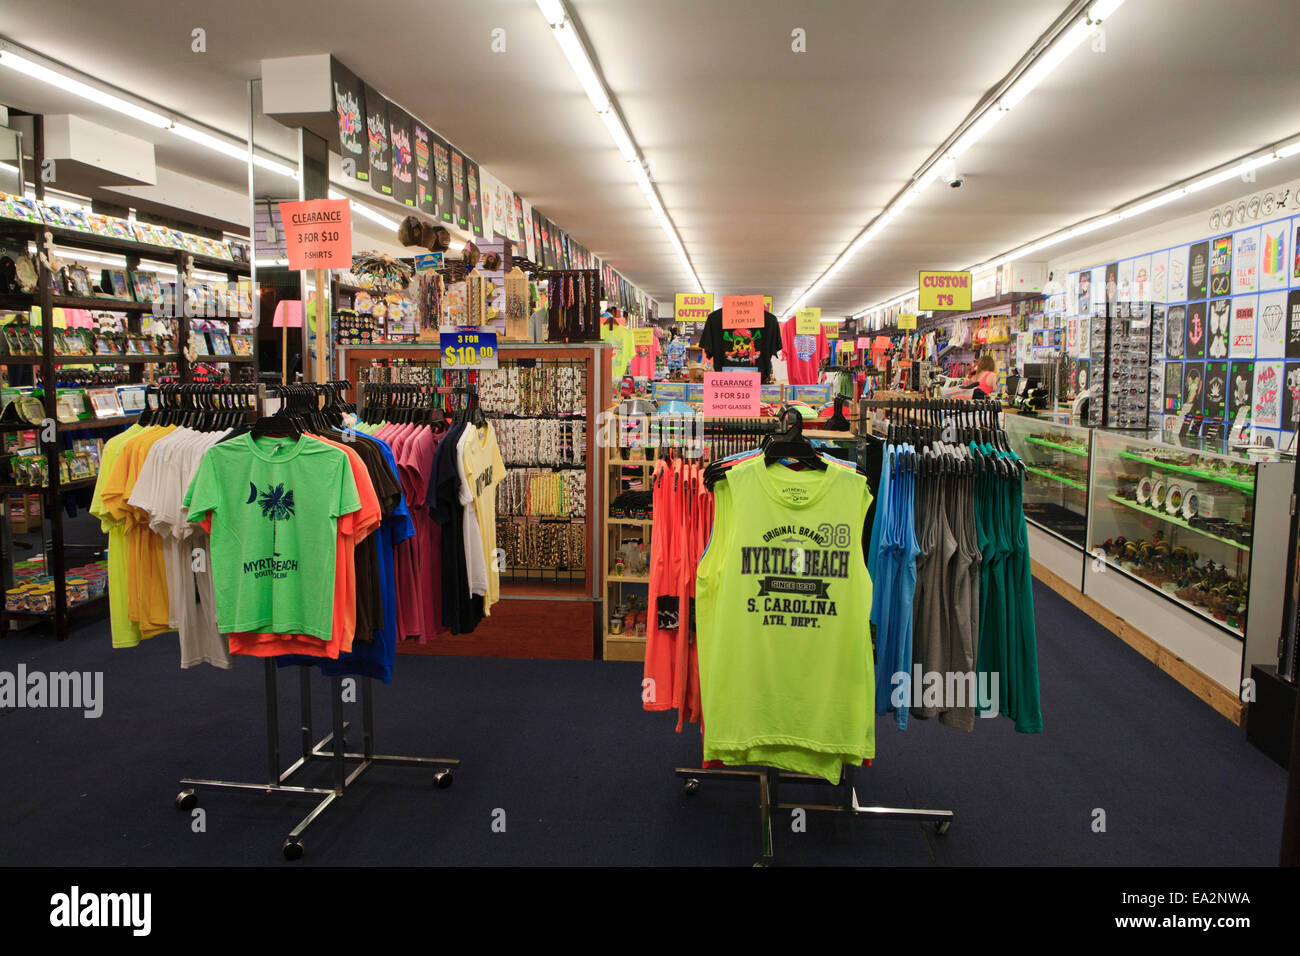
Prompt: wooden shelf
<box><xmin>0</xmin><ymin>353</ymin><xmax>180</xmax><ymax>366</ymax></box>
<box><xmin>608</xmin><ymin>517</ymin><xmax>652</xmax><ymax>527</ymax></box>
<box><xmin>607</xmin><ymin>574</ymin><xmax>649</xmax><ymax>584</ymax></box>
<box><xmin>190</xmin><ymin>355</ymin><xmax>256</xmax><ymax>363</ymax></box>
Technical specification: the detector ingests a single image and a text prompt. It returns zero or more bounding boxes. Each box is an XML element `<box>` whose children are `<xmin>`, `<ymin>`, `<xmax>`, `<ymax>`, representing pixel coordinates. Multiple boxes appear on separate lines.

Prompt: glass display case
<box><xmin>1086</xmin><ymin>428</ymin><xmax>1290</xmax><ymax>640</ymax></box>
<box><xmin>1005</xmin><ymin>413</ymin><xmax>1091</xmax><ymax>548</ymax></box>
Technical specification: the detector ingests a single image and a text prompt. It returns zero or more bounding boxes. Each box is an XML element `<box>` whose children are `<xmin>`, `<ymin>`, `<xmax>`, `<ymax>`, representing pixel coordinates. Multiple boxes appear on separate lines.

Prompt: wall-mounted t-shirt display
<box><xmin>1256</xmin><ymin>361</ymin><xmax>1284</xmax><ymax>428</ymax></box>
<box><xmin>1229</xmin><ymin>296</ymin><xmax>1257</xmax><ymax>359</ymax></box>
<box><xmin>1165</xmin><ymin>305</ymin><xmax>1186</xmax><ymax>359</ymax></box>
<box><xmin>1257</xmin><ymin>290</ymin><xmax>1287</xmax><ymax>357</ymax></box>
<box><xmin>1077</xmin><ymin>270</ymin><xmax>1092</xmax><ymax>315</ymax></box>
<box><xmin>514</xmin><ymin>196</ymin><xmax>527</xmax><ymax>251</ymax></box>
<box><xmin>1105</xmin><ymin>262</ymin><xmax>1118</xmax><ymax>306</ymax></box>
<box><xmin>1204</xmin><ymin>362</ymin><xmax>1228</xmax><ymax>421</ymax></box>
<box><xmin>1132</xmin><ymin>255</ymin><xmax>1151</xmax><ymax>302</ymax></box>
<box><xmin>1183</xmin><ymin>362</ymin><xmax>1205</xmax><ymax>417</ymax></box>
<box><xmin>1206</xmin><ymin>298</ymin><xmax>1230</xmax><ymax>360</ymax></box>
<box><xmin>388</xmin><ymin>108</ymin><xmax>415</xmax><ymax>208</ymax></box>
<box><xmin>1287</xmin><ymin>290</ymin><xmax>1300</xmax><ymax>359</ymax></box>
<box><xmin>363</xmin><ymin>84</ymin><xmax>391</xmax><ymax>197</ymax></box>
<box><xmin>1188</xmin><ymin>241</ymin><xmax>1210</xmax><ymax>299</ymax></box>
<box><xmin>1282</xmin><ymin>362</ymin><xmax>1300</xmax><ymax>432</ymax></box>
<box><xmin>1260</xmin><ymin>219</ymin><xmax>1289</xmax><ymax>291</ymax></box>
<box><xmin>1209</xmin><ymin>235</ymin><xmax>1232</xmax><ymax>297</ymax></box>
<box><xmin>1168</xmin><ymin>245</ymin><xmax>1189</xmax><ymax>302</ymax></box>
<box><xmin>1117</xmin><ymin>258</ymin><xmax>1134</xmax><ymax>302</ymax></box>
<box><xmin>1151</xmin><ymin>250</ymin><xmax>1169</xmax><ymax>303</ymax></box>
<box><xmin>699</xmin><ymin>308</ymin><xmax>782</xmax><ymax>381</ymax></box>
<box><xmin>1228</xmin><ymin>361</ymin><xmax>1254</xmax><ymax>425</ymax></box>
<box><xmin>450</xmin><ymin>148</ymin><xmax>467</xmax><ymax>230</ymax></box>
<box><xmin>1233</xmin><ymin>227</ymin><xmax>1260</xmax><ymax>294</ymax></box>
<box><xmin>1185</xmin><ymin>301</ymin><xmax>1207</xmax><ymax>359</ymax></box>
<box><xmin>1164</xmin><ymin>361</ymin><xmax>1183</xmax><ymax>412</ymax></box>
<box><xmin>431</xmin><ymin>132</ymin><xmax>451</xmax><ymax>222</ymax></box>
<box><xmin>466</xmin><ymin>158</ymin><xmax>484</xmax><ymax>237</ymax></box>
<box><xmin>332</xmin><ymin>60</ymin><xmax>367</xmax><ymax>182</ymax></box>
<box><xmin>413</xmin><ymin>122</ymin><xmax>434</xmax><ymax>215</ymax></box>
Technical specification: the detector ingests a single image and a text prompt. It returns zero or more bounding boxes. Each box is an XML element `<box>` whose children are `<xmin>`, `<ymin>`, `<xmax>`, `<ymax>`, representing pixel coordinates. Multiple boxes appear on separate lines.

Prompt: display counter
<box><xmin>1006</xmin><ymin>414</ymin><xmax>1091</xmax><ymax>589</ymax></box>
<box><xmin>1014</xmin><ymin>416</ymin><xmax>1294</xmax><ymax>711</ymax></box>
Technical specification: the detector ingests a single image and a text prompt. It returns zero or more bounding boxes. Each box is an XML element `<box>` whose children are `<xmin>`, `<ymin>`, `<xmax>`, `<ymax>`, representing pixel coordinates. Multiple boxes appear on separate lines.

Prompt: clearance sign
<box><xmin>674</xmin><ymin>292</ymin><xmax>714</xmax><ymax>321</ymax></box>
<box><xmin>918</xmin><ymin>271</ymin><xmax>972</xmax><ymax>311</ymax></box>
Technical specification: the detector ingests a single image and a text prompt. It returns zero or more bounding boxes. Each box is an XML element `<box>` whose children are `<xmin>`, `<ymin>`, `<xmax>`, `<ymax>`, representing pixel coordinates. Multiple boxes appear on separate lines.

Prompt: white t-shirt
<box><xmin>455</xmin><ymin>426</ymin><xmax>489</xmax><ymax>603</ymax></box>
<box><xmin>130</xmin><ymin>427</ymin><xmax>231</xmax><ymax>669</ymax></box>
<box><xmin>457</xmin><ymin>422</ymin><xmax>507</xmax><ymax>610</ymax></box>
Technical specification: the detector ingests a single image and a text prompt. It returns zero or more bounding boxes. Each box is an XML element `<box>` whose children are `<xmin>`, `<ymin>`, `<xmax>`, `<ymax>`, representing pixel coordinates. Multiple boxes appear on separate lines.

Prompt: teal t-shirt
<box><xmin>184</xmin><ymin>434</ymin><xmax>360</xmax><ymax>641</ymax></box>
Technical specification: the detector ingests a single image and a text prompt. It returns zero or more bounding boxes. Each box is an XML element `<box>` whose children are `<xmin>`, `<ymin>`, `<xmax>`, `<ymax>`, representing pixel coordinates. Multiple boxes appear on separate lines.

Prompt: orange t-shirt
<box><xmin>221</xmin><ymin>435</ymin><xmax>380</xmax><ymax>657</ymax></box>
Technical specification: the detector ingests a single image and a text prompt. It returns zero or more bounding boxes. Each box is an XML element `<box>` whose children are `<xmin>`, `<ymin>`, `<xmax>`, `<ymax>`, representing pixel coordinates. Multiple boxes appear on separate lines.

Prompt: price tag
<box><xmin>795</xmin><ymin>307</ymin><xmax>821</xmax><ymax>335</ymax></box>
<box><xmin>703</xmin><ymin>371</ymin><xmax>760</xmax><ymax>417</ymax></box>
<box><xmin>632</xmin><ymin>326</ymin><xmax>653</xmax><ymax>358</ymax></box>
<box><xmin>440</xmin><ymin>329</ymin><xmax>499</xmax><ymax>369</ymax></box>
<box><xmin>897</xmin><ymin>313</ymin><xmax>917</xmax><ymax>330</ymax></box>
<box><xmin>279</xmin><ymin>198</ymin><xmax>352</xmax><ymax>271</ymax></box>
<box><xmin>856</xmin><ymin>336</ymin><xmax>871</xmax><ymax>351</ymax></box>
<box><xmin>723</xmin><ymin>295</ymin><xmax>764</xmax><ymax>329</ymax></box>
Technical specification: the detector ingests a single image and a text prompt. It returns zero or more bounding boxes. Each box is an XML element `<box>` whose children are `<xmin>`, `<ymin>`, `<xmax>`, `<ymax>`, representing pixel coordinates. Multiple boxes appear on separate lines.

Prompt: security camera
<box><xmin>940</xmin><ymin>158</ymin><xmax>963</xmax><ymax>189</ymax></box>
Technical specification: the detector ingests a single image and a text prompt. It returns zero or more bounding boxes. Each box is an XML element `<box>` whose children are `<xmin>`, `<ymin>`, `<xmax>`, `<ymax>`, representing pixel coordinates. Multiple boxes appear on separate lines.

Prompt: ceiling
<box><xmin>0</xmin><ymin>0</ymin><xmax>1297</xmax><ymax>314</ymax></box>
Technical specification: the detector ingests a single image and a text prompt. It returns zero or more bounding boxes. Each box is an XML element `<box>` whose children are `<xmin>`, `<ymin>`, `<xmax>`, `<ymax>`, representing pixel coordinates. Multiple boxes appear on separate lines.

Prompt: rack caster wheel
<box><xmin>282</xmin><ymin>838</ymin><xmax>304</xmax><ymax>861</ymax></box>
<box><xmin>175</xmin><ymin>789</ymin><xmax>198</xmax><ymax>811</ymax></box>
<box><xmin>936</xmin><ymin>820</ymin><xmax>951</xmax><ymax>835</ymax></box>
<box><xmin>433</xmin><ymin>769</ymin><xmax>454</xmax><ymax>789</ymax></box>
<box><xmin>683</xmin><ymin>778</ymin><xmax>700</xmax><ymax>796</ymax></box>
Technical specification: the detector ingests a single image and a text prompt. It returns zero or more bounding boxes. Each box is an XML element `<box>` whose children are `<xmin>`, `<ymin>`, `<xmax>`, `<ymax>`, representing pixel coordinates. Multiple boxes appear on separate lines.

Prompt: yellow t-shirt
<box><xmin>90</xmin><ymin>424</ymin><xmax>145</xmax><ymax>648</ymax></box>
<box><xmin>98</xmin><ymin>426</ymin><xmax>176</xmax><ymax>637</ymax></box>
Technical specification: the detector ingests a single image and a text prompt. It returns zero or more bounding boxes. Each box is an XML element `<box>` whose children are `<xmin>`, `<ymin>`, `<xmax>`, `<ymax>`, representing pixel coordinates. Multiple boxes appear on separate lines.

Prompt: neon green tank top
<box><xmin>696</xmin><ymin>455</ymin><xmax>875</xmax><ymax>783</ymax></box>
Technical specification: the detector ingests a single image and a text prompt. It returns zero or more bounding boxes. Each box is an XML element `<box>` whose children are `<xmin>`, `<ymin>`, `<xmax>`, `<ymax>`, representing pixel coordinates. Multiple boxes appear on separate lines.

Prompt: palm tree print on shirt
<box><xmin>256</xmin><ymin>483</ymin><xmax>295</xmax><ymax>556</ymax></box>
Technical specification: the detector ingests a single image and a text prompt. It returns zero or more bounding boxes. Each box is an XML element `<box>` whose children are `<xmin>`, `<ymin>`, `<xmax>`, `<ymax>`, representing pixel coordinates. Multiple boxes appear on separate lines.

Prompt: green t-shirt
<box><xmin>184</xmin><ymin>433</ymin><xmax>360</xmax><ymax>641</ymax></box>
<box><xmin>696</xmin><ymin>455</ymin><xmax>875</xmax><ymax>783</ymax></box>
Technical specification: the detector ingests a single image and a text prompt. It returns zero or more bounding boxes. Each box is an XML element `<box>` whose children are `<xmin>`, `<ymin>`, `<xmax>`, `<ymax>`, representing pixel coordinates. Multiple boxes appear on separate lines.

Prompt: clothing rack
<box><xmin>176</xmin><ymin>663</ymin><xmax>459</xmax><ymax>860</ymax></box>
<box><xmin>673</xmin><ymin>404</ymin><xmax>953</xmax><ymax>864</ymax></box>
<box><xmin>172</xmin><ymin>384</ymin><xmax>460</xmax><ymax>860</ymax></box>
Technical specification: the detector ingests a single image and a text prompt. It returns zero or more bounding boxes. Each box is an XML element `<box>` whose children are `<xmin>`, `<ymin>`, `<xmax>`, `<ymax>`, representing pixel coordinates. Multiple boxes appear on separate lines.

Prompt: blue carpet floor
<box><xmin>0</xmin><ymin>579</ymin><xmax>1287</xmax><ymax>866</ymax></box>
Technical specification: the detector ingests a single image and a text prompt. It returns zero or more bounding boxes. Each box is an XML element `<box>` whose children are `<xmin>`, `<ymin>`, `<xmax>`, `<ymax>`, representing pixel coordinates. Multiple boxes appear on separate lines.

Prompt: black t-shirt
<box><xmin>699</xmin><ymin>309</ymin><xmax>782</xmax><ymax>381</ymax></box>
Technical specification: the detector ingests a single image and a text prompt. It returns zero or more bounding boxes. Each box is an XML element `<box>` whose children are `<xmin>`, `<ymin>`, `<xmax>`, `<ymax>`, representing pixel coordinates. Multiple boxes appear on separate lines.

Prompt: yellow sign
<box><xmin>898</xmin><ymin>313</ymin><xmax>917</xmax><ymax>329</ymax></box>
<box><xmin>824</xmin><ymin>322</ymin><xmax>839</xmax><ymax>340</ymax></box>
<box><xmin>632</xmin><ymin>326</ymin><xmax>653</xmax><ymax>358</ymax></box>
<box><xmin>918</xmin><ymin>271</ymin><xmax>972</xmax><ymax>311</ymax></box>
<box><xmin>795</xmin><ymin>307</ymin><xmax>821</xmax><ymax>335</ymax></box>
<box><xmin>674</xmin><ymin>292</ymin><xmax>713</xmax><ymax>322</ymax></box>
<box><xmin>764</xmin><ymin>296</ymin><xmax>772</xmax><ymax>313</ymax></box>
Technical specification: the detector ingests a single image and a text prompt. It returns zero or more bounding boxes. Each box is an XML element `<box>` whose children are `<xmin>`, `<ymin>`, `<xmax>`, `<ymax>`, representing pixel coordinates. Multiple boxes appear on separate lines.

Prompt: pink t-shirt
<box><xmin>628</xmin><ymin>331</ymin><xmax>661</xmax><ymax>378</ymax></box>
<box><xmin>780</xmin><ymin>320</ymin><xmax>830</xmax><ymax>385</ymax></box>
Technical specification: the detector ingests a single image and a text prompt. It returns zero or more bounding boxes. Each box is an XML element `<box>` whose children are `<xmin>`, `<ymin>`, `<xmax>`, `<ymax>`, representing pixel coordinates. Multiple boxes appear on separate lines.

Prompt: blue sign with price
<box><xmin>440</xmin><ymin>329</ymin><xmax>499</xmax><ymax>369</ymax></box>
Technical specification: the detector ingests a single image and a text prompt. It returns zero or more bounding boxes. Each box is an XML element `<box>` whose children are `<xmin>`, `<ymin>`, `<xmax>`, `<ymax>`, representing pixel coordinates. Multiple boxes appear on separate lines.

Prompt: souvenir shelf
<box><xmin>0</xmin><ymin>209</ymin><xmax>252</xmax><ymax>641</ymax></box>
<box><xmin>603</xmin><ymin>443</ymin><xmax>653</xmax><ymax>662</ymax></box>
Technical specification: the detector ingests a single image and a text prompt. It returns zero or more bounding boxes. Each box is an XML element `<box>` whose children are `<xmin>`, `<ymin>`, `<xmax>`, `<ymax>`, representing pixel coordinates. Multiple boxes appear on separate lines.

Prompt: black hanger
<box><xmin>762</xmin><ymin>405</ymin><xmax>826</xmax><ymax>472</ymax></box>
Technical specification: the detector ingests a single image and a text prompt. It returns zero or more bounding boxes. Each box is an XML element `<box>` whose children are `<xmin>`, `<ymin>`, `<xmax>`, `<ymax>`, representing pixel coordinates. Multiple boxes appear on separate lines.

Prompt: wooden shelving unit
<box><xmin>603</xmin><ymin>450</ymin><xmax>653</xmax><ymax>662</ymax></box>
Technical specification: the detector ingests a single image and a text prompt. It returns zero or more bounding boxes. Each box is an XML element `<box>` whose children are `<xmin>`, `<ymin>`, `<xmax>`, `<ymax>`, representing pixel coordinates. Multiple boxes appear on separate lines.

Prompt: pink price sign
<box><xmin>279</xmin><ymin>198</ymin><xmax>353</xmax><ymax>271</ymax></box>
<box><xmin>722</xmin><ymin>294</ymin><xmax>764</xmax><ymax>329</ymax></box>
<box><xmin>703</xmin><ymin>371</ymin><xmax>761</xmax><ymax>417</ymax></box>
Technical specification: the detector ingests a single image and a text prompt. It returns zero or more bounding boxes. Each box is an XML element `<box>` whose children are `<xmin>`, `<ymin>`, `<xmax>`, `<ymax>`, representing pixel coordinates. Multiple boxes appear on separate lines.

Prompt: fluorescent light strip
<box><xmin>785</xmin><ymin>3</ymin><xmax>1136</xmax><ymax>318</ymax></box>
<box><xmin>0</xmin><ymin>49</ymin><xmax>171</xmax><ymax>128</ymax></box>
<box><xmin>537</xmin><ymin>0</ymin><xmax>701</xmax><ymax>293</ymax></box>
<box><xmin>328</xmin><ymin>189</ymin><xmax>401</xmax><ymax>229</ymax></box>
<box><xmin>854</xmin><ymin>133</ymin><xmax>1297</xmax><ymax>318</ymax></box>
